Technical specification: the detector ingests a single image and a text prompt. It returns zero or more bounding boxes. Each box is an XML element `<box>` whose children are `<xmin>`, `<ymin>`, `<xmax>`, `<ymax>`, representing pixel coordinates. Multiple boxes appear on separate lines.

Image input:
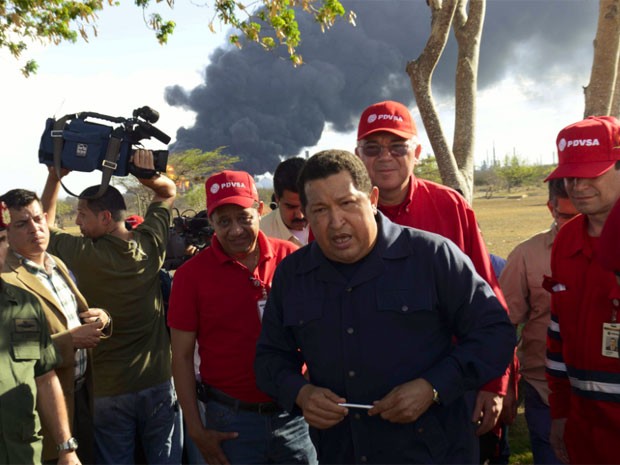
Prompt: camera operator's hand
<box><xmin>133</xmin><ymin>149</ymin><xmax>176</xmax><ymax>207</ymax></box>
<box><xmin>47</xmin><ymin>165</ymin><xmax>70</xmax><ymax>180</ymax></box>
<box><xmin>131</xmin><ymin>149</ymin><xmax>156</xmax><ymax>171</ymax></box>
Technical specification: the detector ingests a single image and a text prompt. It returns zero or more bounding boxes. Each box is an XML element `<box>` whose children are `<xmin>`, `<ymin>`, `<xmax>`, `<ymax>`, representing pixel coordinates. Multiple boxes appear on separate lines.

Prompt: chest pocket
<box><xmin>11</xmin><ymin>333</ymin><xmax>41</xmax><ymax>360</ymax></box>
<box><xmin>282</xmin><ymin>298</ymin><xmax>323</xmax><ymax>328</ymax></box>
<box><xmin>377</xmin><ymin>289</ymin><xmax>434</xmax><ymax>315</ymax></box>
<box><xmin>11</xmin><ymin>318</ymin><xmax>42</xmax><ymax>361</ymax></box>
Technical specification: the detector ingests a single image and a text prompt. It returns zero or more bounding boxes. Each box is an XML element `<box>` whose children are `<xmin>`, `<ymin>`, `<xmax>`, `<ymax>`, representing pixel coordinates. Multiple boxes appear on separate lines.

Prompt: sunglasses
<box><xmin>358</xmin><ymin>141</ymin><xmax>411</xmax><ymax>158</ymax></box>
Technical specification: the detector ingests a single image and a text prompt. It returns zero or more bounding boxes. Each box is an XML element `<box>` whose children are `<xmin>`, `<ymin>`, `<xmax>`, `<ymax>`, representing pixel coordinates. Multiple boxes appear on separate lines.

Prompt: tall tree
<box><xmin>407</xmin><ymin>0</ymin><xmax>485</xmax><ymax>203</ymax></box>
<box><xmin>584</xmin><ymin>0</ymin><xmax>620</xmax><ymax>117</ymax></box>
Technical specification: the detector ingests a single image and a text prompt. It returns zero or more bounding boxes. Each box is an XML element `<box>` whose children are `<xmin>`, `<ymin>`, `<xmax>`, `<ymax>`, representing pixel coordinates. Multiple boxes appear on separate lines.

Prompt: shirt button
<box><xmin>354</xmin><ymin>413</ymin><xmax>361</xmax><ymax>420</ymax></box>
<box><xmin>360</xmin><ymin>456</ymin><xmax>367</xmax><ymax>463</ymax></box>
<box><xmin>401</xmin><ymin>305</ymin><xmax>409</xmax><ymax>312</ymax></box>
<box><xmin>347</xmin><ymin>327</ymin><xmax>354</xmax><ymax>335</ymax></box>
<box><xmin>348</xmin><ymin>370</ymin><xmax>356</xmax><ymax>378</ymax></box>
<box><xmin>613</xmin><ymin>299</ymin><xmax>620</xmax><ymax>307</ymax></box>
<box><xmin>346</xmin><ymin>287</ymin><xmax>353</xmax><ymax>292</ymax></box>
<box><xmin>417</xmin><ymin>427</ymin><xmax>424</xmax><ymax>433</ymax></box>
<box><xmin>299</xmin><ymin>320</ymin><xmax>304</xmax><ymax>325</ymax></box>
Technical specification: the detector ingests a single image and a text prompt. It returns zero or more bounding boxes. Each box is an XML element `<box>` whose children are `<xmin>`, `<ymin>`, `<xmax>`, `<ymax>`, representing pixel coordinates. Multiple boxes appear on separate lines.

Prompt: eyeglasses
<box><xmin>358</xmin><ymin>141</ymin><xmax>411</xmax><ymax>157</ymax></box>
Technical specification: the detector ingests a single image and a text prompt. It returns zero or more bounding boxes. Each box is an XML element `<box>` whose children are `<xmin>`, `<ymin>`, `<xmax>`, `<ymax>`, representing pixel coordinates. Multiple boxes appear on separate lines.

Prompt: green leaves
<box><xmin>4</xmin><ymin>0</ymin><xmax>349</xmax><ymax>76</ymax></box>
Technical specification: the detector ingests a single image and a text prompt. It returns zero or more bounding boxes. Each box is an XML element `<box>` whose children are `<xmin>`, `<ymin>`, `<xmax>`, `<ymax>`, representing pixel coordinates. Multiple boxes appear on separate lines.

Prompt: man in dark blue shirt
<box><xmin>255</xmin><ymin>150</ymin><xmax>516</xmax><ymax>464</ymax></box>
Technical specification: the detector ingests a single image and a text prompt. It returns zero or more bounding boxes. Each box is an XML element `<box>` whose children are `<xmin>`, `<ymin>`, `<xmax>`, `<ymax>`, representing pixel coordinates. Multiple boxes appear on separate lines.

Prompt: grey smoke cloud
<box><xmin>165</xmin><ymin>0</ymin><xmax>597</xmax><ymax>174</ymax></box>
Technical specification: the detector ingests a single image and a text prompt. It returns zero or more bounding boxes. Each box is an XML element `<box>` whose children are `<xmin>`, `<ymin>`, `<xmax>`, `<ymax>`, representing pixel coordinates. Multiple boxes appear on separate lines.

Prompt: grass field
<box><xmin>474</xmin><ymin>186</ymin><xmax>551</xmax><ymax>259</ymax></box>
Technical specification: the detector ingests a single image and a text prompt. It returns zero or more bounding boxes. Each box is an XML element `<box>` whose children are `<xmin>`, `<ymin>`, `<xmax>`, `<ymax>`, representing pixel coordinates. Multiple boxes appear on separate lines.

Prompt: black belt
<box><xmin>196</xmin><ymin>382</ymin><xmax>281</xmax><ymax>415</ymax></box>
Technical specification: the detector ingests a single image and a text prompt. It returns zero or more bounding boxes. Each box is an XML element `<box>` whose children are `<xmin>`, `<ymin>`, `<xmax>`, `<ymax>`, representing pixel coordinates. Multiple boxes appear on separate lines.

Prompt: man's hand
<box><xmin>69</xmin><ymin>322</ymin><xmax>103</xmax><ymax>349</ymax></box>
<box><xmin>368</xmin><ymin>378</ymin><xmax>434</xmax><ymax>423</ymax></box>
<box><xmin>499</xmin><ymin>381</ymin><xmax>518</xmax><ymax>425</ymax></box>
<box><xmin>295</xmin><ymin>384</ymin><xmax>347</xmax><ymax>429</ymax></box>
<box><xmin>132</xmin><ymin>149</ymin><xmax>156</xmax><ymax>171</ymax></box>
<box><xmin>80</xmin><ymin>308</ymin><xmax>110</xmax><ymax>328</ymax></box>
<box><xmin>57</xmin><ymin>450</ymin><xmax>81</xmax><ymax>465</ymax></box>
<box><xmin>472</xmin><ymin>390</ymin><xmax>504</xmax><ymax>435</ymax></box>
<box><xmin>189</xmin><ymin>426</ymin><xmax>238</xmax><ymax>465</ymax></box>
<box><xmin>47</xmin><ymin>165</ymin><xmax>70</xmax><ymax>180</ymax></box>
<box><xmin>550</xmin><ymin>418</ymin><xmax>569</xmax><ymax>464</ymax></box>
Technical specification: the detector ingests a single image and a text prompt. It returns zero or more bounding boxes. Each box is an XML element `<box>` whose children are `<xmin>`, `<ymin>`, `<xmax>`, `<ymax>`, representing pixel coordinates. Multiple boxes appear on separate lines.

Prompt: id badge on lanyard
<box><xmin>602</xmin><ymin>322</ymin><xmax>620</xmax><ymax>359</ymax></box>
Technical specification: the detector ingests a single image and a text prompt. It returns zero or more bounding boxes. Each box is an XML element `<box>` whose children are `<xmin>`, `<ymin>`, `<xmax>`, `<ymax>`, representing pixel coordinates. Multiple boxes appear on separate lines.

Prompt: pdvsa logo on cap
<box><xmin>367</xmin><ymin>114</ymin><xmax>378</xmax><ymax>124</ymax></box>
<box><xmin>210</xmin><ymin>183</ymin><xmax>220</xmax><ymax>194</ymax></box>
<box><xmin>558</xmin><ymin>138</ymin><xmax>567</xmax><ymax>152</ymax></box>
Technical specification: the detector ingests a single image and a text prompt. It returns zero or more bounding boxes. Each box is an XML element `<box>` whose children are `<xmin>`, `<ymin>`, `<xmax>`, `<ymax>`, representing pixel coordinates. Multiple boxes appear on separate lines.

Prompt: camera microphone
<box><xmin>133</xmin><ymin>106</ymin><xmax>160</xmax><ymax>124</ymax></box>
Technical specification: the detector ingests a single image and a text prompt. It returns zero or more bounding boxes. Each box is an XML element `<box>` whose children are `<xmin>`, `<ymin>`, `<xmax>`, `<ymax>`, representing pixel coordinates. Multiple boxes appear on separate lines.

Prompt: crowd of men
<box><xmin>1</xmin><ymin>102</ymin><xmax>619</xmax><ymax>465</ymax></box>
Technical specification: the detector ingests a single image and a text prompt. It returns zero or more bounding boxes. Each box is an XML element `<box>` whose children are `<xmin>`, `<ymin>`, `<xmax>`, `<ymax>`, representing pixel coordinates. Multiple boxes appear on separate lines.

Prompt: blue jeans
<box><xmin>94</xmin><ymin>379</ymin><xmax>183</xmax><ymax>464</ymax></box>
<box><xmin>523</xmin><ymin>381</ymin><xmax>560</xmax><ymax>464</ymax></box>
<box><xmin>201</xmin><ymin>399</ymin><xmax>317</xmax><ymax>464</ymax></box>
<box><xmin>184</xmin><ymin>400</ymin><xmax>207</xmax><ymax>464</ymax></box>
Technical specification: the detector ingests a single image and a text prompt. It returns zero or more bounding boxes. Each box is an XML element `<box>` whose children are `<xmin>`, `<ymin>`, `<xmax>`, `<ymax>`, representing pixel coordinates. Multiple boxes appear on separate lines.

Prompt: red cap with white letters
<box><xmin>545</xmin><ymin>116</ymin><xmax>620</xmax><ymax>181</ymax></box>
<box><xmin>205</xmin><ymin>170</ymin><xmax>259</xmax><ymax>216</ymax></box>
<box><xmin>357</xmin><ymin>101</ymin><xmax>417</xmax><ymax>141</ymax></box>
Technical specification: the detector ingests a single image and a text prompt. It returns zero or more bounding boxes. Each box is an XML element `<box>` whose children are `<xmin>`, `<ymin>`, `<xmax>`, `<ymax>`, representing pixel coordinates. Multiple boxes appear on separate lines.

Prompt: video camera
<box><xmin>164</xmin><ymin>209</ymin><xmax>215</xmax><ymax>270</ymax></box>
<box><xmin>39</xmin><ymin>106</ymin><xmax>170</xmax><ymax>197</ymax></box>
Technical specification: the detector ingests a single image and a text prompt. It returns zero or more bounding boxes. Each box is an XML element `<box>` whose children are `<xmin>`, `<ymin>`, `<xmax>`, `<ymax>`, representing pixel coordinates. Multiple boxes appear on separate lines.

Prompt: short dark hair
<box><xmin>79</xmin><ymin>185</ymin><xmax>127</xmax><ymax>222</ymax></box>
<box><xmin>0</xmin><ymin>189</ymin><xmax>41</xmax><ymax>209</ymax></box>
<box><xmin>273</xmin><ymin>157</ymin><xmax>306</xmax><ymax>198</ymax></box>
<box><xmin>297</xmin><ymin>150</ymin><xmax>372</xmax><ymax>208</ymax></box>
<box><xmin>548</xmin><ymin>178</ymin><xmax>569</xmax><ymax>205</ymax></box>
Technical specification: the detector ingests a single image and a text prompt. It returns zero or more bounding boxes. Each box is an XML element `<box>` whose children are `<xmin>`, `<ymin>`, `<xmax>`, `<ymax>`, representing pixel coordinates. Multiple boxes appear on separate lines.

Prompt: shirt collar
<box><xmin>13</xmin><ymin>250</ymin><xmax>57</xmax><ymax>275</ymax></box>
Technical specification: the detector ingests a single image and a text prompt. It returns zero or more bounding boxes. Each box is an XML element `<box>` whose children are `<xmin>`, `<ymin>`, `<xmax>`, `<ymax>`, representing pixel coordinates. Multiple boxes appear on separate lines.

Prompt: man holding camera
<box><xmin>1</xmin><ymin>189</ymin><xmax>112</xmax><ymax>464</ymax></box>
<box><xmin>41</xmin><ymin>149</ymin><xmax>182</xmax><ymax>464</ymax></box>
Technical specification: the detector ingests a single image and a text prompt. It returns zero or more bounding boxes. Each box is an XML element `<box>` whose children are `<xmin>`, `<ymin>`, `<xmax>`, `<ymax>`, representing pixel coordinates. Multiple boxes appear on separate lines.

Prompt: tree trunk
<box><xmin>406</xmin><ymin>0</ymin><xmax>483</xmax><ymax>204</ymax></box>
<box><xmin>452</xmin><ymin>0</ymin><xmax>485</xmax><ymax>201</ymax></box>
<box><xmin>584</xmin><ymin>0</ymin><xmax>620</xmax><ymax>117</ymax></box>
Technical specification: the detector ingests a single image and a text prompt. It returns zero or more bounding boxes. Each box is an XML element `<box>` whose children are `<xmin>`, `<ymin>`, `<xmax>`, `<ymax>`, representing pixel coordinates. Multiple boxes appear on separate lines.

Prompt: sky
<box><xmin>1</xmin><ymin>0</ymin><xmax>598</xmax><ymax>196</ymax></box>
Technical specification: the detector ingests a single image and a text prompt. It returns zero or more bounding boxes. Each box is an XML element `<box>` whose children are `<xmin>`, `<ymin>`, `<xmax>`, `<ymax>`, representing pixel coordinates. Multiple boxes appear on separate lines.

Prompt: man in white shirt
<box><xmin>260</xmin><ymin>157</ymin><xmax>308</xmax><ymax>246</ymax></box>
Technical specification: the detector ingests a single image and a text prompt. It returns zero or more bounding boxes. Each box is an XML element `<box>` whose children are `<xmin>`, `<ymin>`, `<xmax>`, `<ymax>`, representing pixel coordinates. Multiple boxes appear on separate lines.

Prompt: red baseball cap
<box><xmin>545</xmin><ymin>116</ymin><xmax>620</xmax><ymax>181</ymax></box>
<box><xmin>205</xmin><ymin>170</ymin><xmax>259</xmax><ymax>216</ymax></box>
<box><xmin>599</xmin><ymin>197</ymin><xmax>620</xmax><ymax>273</ymax></box>
<box><xmin>357</xmin><ymin>101</ymin><xmax>418</xmax><ymax>140</ymax></box>
<box><xmin>0</xmin><ymin>202</ymin><xmax>8</xmax><ymax>231</ymax></box>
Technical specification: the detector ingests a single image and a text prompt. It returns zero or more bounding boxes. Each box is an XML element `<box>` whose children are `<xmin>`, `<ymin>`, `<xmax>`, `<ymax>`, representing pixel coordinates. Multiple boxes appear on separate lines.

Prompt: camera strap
<box><xmin>52</xmin><ymin>116</ymin><xmax>123</xmax><ymax>199</ymax></box>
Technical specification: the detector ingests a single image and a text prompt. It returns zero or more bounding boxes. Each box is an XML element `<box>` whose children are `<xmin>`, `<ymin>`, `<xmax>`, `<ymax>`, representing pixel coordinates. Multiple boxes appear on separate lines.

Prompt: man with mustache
<box><xmin>1</xmin><ymin>189</ymin><xmax>111</xmax><ymax>464</ymax></box>
<box><xmin>260</xmin><ymin>157</ymin><xmax>309</xmax><ymax>246</ymax></box>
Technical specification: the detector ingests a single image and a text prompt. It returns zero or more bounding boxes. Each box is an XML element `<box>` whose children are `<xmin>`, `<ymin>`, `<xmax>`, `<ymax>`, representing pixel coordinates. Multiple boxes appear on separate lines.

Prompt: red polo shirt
<box><xmin>168</xmin><ymin>231</ymin><xmax>297</xmax><ymax>402</ymax></box>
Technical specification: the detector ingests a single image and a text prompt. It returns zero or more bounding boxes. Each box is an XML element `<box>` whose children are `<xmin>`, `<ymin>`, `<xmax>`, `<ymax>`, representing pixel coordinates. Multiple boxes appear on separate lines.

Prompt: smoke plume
<box><xmin>165</xmin><ymin>0</ymin><xmax>597</xmax><ymax>174</ymax></box>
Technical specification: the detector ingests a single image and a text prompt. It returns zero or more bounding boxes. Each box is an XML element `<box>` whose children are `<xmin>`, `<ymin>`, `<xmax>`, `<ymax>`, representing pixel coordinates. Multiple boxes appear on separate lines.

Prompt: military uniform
<box><xmin>0</xmin><ymin>281</ymin><xmax>59</xmax><ymax>465</ymax></box>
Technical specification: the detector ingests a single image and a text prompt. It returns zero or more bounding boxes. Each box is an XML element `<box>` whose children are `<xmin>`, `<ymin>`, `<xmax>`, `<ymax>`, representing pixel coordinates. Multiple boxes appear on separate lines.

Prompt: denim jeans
<box><xmin>523</xmin><ymin>381</ymin><xmax>560</xmax><ymax>464</ymax></box>
<box><xmin>200</xmin><ymin>399</ymin><xmax>317</xmax><ymax>464</ymax></box>
<box><xmin>184</xmin><ymin>400</ymin><xmax>208</xmax><ymax>464</ymax></box>
<box><xmin>93</xmin><ymin>379</ymin><xmax>183</xmax><ymax>464</ymax></box>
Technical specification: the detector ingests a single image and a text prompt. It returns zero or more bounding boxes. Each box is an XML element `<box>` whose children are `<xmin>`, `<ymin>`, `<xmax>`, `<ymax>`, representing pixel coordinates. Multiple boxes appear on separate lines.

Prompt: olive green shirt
<box><xmin>0</xmin><ymin>281</ymin><xmax>59</xmax><ymax>465</ymax></box>
<box><xmin>48</xmin><ymin>202</ymin><xmax>171</xmax><ymax>397</ymax></box>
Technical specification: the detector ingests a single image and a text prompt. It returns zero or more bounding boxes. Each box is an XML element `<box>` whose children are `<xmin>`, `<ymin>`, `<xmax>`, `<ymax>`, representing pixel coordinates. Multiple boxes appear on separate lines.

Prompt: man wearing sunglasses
<box><xmin>355</xmin><ymin>101</ymin><xmax>515</xmax><ymax>456</ymax></box>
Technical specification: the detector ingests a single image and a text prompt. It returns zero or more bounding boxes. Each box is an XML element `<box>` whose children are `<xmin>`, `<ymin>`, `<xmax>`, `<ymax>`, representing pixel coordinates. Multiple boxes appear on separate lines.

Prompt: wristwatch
<box><xmin>57</xmin><ymin>437</ymin><xmax>78</xmax><ymax>452</ymax></box>
<box><xmin>432</xmin><ymin>388</ymin><xmax>441</xmax><ymax>405</ymax></box>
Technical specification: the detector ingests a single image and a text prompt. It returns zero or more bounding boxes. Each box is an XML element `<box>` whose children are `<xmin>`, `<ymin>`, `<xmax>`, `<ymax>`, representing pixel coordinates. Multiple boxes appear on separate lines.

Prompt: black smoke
<box><xmin>165</xmin><ymin>0</ymin><xmax>598</xmax><ymax>174</ymax></box>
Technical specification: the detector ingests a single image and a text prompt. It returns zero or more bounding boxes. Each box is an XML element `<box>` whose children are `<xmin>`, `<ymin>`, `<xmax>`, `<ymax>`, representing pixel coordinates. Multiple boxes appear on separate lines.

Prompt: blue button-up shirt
<box><xmin>255</xmin><ymin>213</ymin><xmax>516</xmax><ymax>464</ymax></box>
